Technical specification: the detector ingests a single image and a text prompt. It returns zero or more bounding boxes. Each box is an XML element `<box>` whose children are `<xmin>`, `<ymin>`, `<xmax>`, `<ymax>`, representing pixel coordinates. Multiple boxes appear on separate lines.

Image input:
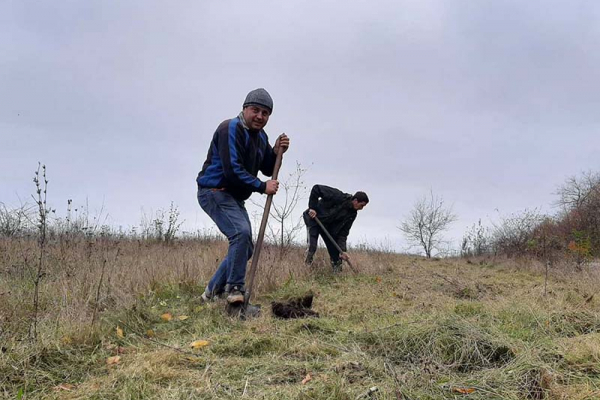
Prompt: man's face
<box><xmin>352</xmin><ymin>200</ymin><xmax>368</xmax><ymax>211</ymax></box>
<box><xmin>242</xmin><ymin>105</ymin><xmax>270</xmax><ymax>131</ymax></box>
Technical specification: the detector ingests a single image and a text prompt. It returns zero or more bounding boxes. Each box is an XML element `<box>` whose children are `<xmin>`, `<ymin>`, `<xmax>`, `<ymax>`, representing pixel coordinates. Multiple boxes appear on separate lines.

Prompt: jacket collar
<box><xmin>238</xmin><ymin>112</ymin><xmax>249</xmax><ymax>130</ymax></box>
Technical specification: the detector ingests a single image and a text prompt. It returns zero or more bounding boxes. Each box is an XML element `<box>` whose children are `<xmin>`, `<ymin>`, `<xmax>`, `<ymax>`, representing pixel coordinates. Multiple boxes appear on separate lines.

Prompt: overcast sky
<box><xmin>2</xmin><ymin>1</ymin><xmax>599</xmax><ymax>253</ymax></box>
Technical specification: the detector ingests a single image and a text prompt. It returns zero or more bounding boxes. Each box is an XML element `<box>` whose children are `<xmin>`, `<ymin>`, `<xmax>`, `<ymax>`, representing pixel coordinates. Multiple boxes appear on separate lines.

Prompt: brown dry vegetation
<box><xmin>0</xmin><ymin>236</ymin><xmax>310</xmax><ymax>337</ymax></box>
<box><xmin>2</xmin><ymin>236</ymin><xmax>600</xmax><ymax>399</ymax></box>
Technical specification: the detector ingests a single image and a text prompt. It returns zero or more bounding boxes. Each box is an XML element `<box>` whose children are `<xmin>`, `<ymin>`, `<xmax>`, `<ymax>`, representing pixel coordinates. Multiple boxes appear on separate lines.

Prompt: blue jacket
<box><xmin>197</xmin><ymin>116</ymin><xmax>276</xmax><ymax>200</ymax></box>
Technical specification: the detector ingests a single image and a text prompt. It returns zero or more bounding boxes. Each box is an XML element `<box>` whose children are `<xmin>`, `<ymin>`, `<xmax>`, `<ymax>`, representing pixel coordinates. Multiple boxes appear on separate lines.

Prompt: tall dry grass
<box><xmin>2</xmin><ymin>234</ymin><xmax>392</xmax><ymax>340</ymax></box>
<box><xmin>4</xmin><ymin>233</ymin><xmax>600</xmax><ymax>398</ymax></box>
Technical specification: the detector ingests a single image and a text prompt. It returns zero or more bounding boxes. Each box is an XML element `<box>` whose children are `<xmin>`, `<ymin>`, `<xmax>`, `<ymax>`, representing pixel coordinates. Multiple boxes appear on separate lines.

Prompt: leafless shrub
<box><xmin>461</xmin><ymin>219</ymin><xmax>491</xmax><ymax>257</ymax></box>
<box><xmin>252</xmin><ymin>161</ymin><xmax>308</xmax><ymax>255</ymax></box>
<box><xmin>47</xmin><ymin>198</ymin><xmax>110</xmax><ymax>240</ymax></box>
<box><xmin>490</xmin><ymin>208</ymin><xmax>545</xmax><ymax>258</ymax></box>
<box><xmin>0</xmin><ymin>202</ymin><xmax>34</xmax><ymax>237</ymax></box>
<box><xmin>140</xmin><ymin>202</ymin><xmax>183</xmax><ymax>243</ymax></box>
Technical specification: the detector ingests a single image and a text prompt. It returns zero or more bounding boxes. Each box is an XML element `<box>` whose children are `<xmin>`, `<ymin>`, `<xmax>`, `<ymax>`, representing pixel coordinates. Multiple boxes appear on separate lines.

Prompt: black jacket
<box><xmin>307</xmin><ymin>184</ymin><xmax>357</xmax><ymax>251</ymax></box>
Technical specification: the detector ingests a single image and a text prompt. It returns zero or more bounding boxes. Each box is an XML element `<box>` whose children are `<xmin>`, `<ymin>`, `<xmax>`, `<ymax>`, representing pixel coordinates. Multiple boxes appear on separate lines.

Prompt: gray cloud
<box><xmin>2</xmin><ymin>1</ymin><xmax>599</xmax><ymax>252</ymax></box>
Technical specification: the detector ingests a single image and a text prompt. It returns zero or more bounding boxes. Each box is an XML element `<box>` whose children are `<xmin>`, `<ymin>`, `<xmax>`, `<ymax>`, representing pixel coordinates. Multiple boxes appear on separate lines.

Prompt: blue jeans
<box><xmin>197</xmin><ymin>188</ymin><xmax>253</xmax><ymax>295</ymax></box>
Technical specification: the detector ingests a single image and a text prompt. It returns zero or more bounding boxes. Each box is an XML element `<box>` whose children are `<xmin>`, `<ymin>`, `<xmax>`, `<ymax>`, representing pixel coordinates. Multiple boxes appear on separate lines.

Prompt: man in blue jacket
<box><xmin>303</xmin><ymin>185</ymin><xmax>369</xmax><ymax>272</ymax></box>
<box><xmin>197</xmin><ymin>88</ymin><xmax>289</xmax><ymax>304</ymax></box>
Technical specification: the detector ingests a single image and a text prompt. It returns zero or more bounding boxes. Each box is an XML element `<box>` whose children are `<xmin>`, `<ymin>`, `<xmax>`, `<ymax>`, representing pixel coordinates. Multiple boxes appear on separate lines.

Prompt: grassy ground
<box><xmin>2</xmin><ymin>240</ymin><xmax>600</xmax><ymax>399</ymax></box>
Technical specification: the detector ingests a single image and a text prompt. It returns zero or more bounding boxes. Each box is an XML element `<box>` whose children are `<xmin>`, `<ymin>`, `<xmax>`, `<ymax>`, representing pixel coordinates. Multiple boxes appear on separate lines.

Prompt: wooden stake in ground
<box><xmin>313</xmin><ymin>216</ymin><xmax>358</xmax><ymax>273</ymax></box>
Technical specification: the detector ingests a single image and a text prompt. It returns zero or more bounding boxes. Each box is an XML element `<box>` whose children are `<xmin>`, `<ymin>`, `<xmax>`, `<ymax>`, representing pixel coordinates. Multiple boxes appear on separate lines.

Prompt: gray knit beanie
<box><xmin>243</xmin><ymin>88</ymin><xmax>273</xmax><ymax>113</ymax></box>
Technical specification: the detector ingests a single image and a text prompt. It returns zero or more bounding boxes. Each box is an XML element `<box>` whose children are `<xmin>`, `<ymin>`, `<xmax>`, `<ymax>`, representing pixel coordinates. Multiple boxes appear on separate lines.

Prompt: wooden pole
<box><xmin>244</xmin><ymin>142</ymin><xmax>284</xmax><ymax>306</ymax></box>
<box><xmin>314</xmin><ymin>216</ymin><xmax>358</xmax><ymax>273</ymax></box>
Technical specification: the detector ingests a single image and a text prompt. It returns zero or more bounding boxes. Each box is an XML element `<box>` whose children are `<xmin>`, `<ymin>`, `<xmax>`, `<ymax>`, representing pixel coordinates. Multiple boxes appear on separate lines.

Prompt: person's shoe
<box><xmin>304</xmin><ymin>254</ymin><xmax>314</xmax><ymax>266</ymax></box>
<box><xmin>226</xmin><ymin>285</ymin><xmax>245</xmax><ymax>304</ymax></box>
<box><xmin>332</xmin><ymin>260</ymin><xmax>343</xmax><ymax>274</ymax></box>
<box><xmin>200</xmin><ymin>286</ymin><xmax>214</xmax><ymax>303</ymax></box>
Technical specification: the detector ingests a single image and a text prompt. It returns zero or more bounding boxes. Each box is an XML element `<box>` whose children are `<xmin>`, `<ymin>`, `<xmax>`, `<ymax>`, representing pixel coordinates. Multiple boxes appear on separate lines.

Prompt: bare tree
<box><xmin>399</xmin><ymin>191</ymin><xmax>457</xmax><ymax>258</ymax></box>
<box><xmin>554</xmin><ymin>170</ymin><xmax>600</xmax><ymax>211</ymax></box>
<box><xmin>251</xmin><ymin>161</ymin><xmax>308</xmax><ymax>255</ymax></box>
<box><xmin>268</xmin><ymin>162</ymin><xmax>308</xmax><ymax>255</ymax></box>
<box><xmin>554</xmin><ymin>171</ymin><xmax>600</xmax><ymax>256</ymax></box>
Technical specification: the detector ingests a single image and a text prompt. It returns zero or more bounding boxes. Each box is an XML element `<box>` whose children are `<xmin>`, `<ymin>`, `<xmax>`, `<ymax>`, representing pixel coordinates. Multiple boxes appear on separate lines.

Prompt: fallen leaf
<box><xmin>106</xmin><ymin>356</ymin><xmax>121</xmax><ymax>365</ymax></box>
<box><xmin>301</xmin><ymin>374</ymin><xmax>312</xmax><ymax>384</ymax></box>
<box><xmin>53</xmin><ymin>383</ymin><xmax>75</xmax><ymax>391</ymax></box>
<box><xmin>452</xmin><ymin>387</ymin><xmax>476</xmax><ymax>394</ymax></box>
<box><xmin>61</xmin><ymin>336</ymin><xmax>73</xmax><ymax>345</ymax></box>
<box><xmin>116</xmin><ymin>326</ymin><xmax>124</xmax><ymax>338</ymax></box>
<box><xmin>364</xmin><ymin>387</ymin><xmax>379</xmax><ymax>396</ymax></box>
<box><xmin>161</xmin><ymin>313</ymin><xmax>173</xmax><ymax>322</ymax></box>
<box><xmin>376</xmin><ymin>277</ymin><xmax>382</xmax><ymax>283</ymax></box>
<box><xmin>177</xmin><ymin>315</ymin><xmax>189</xmax><ymax>321</ymax></box>
<box><xmin>146</xmin><ymin>329</ymin><xmax>155</xmax><ymax>338</ymax></box>
<box><xmin>190</xmin><ymin>340</ymin><xmax>210</xmax><ymax>349</ymax></box>
<box><xmin>194</xmin><ymin>305</ymin><xmax>205</xmax><ymax>313</ymax></box>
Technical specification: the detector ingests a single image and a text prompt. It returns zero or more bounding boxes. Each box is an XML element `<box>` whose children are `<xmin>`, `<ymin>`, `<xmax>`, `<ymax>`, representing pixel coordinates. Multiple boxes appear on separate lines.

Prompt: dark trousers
<box><xmin>303</xmin><ymin>211</ymin><xmax>341</xmax><ymax>264</ymax></box>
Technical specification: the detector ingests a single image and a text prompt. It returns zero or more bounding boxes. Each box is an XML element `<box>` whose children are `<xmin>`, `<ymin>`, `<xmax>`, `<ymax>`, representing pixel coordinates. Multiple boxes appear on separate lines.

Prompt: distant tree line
<box><xmin>399</xmin><ymin>170</ymin><xmax>600</xmax><ymax>266</ymax></box>
<box><xmin>463</xmin><ymin>170</ymin><xmax>600</xmax><ymax>266</ymax></box>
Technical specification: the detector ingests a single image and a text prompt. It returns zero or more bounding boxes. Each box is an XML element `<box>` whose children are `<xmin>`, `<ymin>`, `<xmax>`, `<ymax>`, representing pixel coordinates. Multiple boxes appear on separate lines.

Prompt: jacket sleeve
<box><xmin>308</xmin><ymin>185</ymin><xmax>346</xmax><ymax>210</ymax></box>
<box><xmin>219</xmin><ymin>120</ymin><xmax>266</xmax><ymax>193</ymax></box>
<box><xmin>259</xmin><ymin>133</ymin><xmax>277</xmax><ymax>177</ymax></box>
<box><xmin>336</xmin><ymin>215</ymin><xmax>356</xmax><ymax>252</ymax></box>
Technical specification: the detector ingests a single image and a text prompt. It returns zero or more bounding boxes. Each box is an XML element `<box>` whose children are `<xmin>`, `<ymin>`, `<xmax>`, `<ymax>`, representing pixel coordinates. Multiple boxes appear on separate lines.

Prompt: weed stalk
<box><xmin>30</xmin><ymin>163</ymin><xmax>49</xmax><ymax>341</ymax></box>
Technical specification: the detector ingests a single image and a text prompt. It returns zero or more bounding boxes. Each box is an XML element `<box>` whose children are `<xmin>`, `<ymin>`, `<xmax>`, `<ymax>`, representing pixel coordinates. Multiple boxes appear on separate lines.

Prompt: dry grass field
<box><xmin>2</xmin><ymin>236</ymin><xmax>600</xmax><ymax>399</ymax></box>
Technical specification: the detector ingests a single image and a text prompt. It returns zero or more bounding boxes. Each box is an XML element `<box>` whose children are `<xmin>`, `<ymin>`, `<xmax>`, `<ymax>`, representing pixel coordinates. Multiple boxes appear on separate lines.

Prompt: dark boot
<box><xmin>304</xmin><ymin>252</ymin><xmax>315</xmax><ymax>266</ymax></box>
<box><xmin>331</xmin><ymin>260</ymin><xmax>343</xmax><ymax>273</ymax></box>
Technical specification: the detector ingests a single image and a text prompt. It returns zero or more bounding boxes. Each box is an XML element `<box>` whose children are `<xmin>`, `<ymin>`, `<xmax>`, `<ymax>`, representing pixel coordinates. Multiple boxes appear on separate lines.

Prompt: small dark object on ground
<box><xmin>271</xmin><ymin>294</ymin><xmax>319</xmax><ymax>319</ymax></box>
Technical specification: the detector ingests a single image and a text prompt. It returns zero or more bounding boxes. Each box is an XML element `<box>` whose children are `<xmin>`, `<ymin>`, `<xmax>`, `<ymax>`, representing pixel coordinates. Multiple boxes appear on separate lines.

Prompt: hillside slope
<box><xmin>2</xmin><ymin>248</ymin><xmax>600</xmax><ymax>399</ymax></box>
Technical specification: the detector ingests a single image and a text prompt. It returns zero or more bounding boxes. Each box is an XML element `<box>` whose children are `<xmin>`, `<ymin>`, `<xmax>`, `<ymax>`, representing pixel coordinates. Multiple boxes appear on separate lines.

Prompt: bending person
<box><xmin>303</xmin><ymin>184</ymin><xmax>368</xmax><ymax>272</ymax></box>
